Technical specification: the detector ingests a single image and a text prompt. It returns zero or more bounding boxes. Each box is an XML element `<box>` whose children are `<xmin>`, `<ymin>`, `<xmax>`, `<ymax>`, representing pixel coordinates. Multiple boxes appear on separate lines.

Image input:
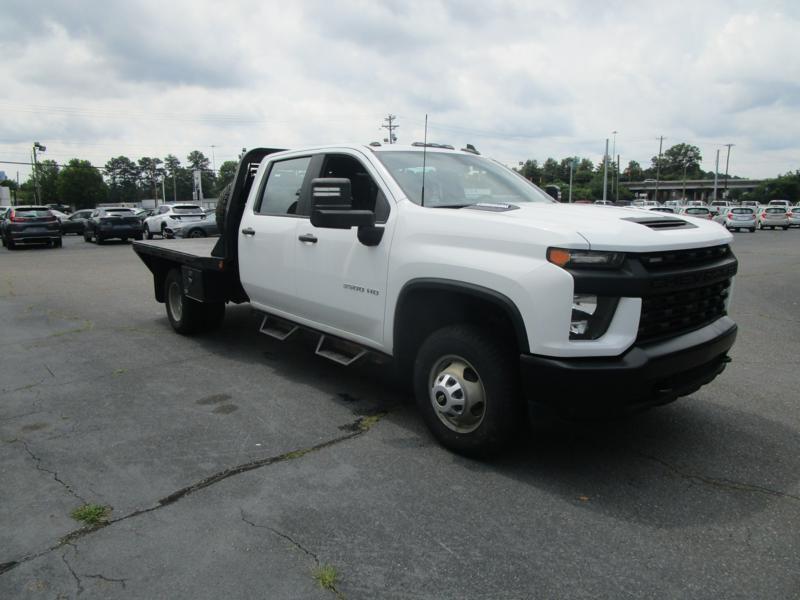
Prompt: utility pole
<box><xmin>382</xmin><ymin>114</ymin><xmax>398</xmax><ymax>144</ymax></box>
<box><xmin>210</xmin><ymin>145</ymin><xmax>217</xmax><ymax>172</ymax></box>
<box><xmin>723</xmin><ymin>143</ymin><xmax>734</xmax><ymax>198</ymax></box>
<box><xmin>611</xmin><ymin>131</ymin><xmax>617</xmax><ymax>198</ymax></box>
<box><xmin>654</xmin><ymin>136</ymin><xmax>664</xmax><ymax>203</ymax></box>
<box><xmin>616</xmin><ymin>154</ymin><xmax>620</xmax><ymax>203</ymax></box>
<box><xmin>602</xmin><ymin>138</ymin><xmax>609</xmax><ymax>202</ymax></box>
<box><xmin>712</xmin><ymin>149</ymin><xmax>720</xmax><ymax>202</ymax></box>
<box><xmin>32</xmin><ymin>141</ymin><xmax>46</xmax><ymax>204</ymax></box>
<box><xmin>568</xmin><ymin>157</ymin><xmax>577</xmax><ymax>203</ymax></box>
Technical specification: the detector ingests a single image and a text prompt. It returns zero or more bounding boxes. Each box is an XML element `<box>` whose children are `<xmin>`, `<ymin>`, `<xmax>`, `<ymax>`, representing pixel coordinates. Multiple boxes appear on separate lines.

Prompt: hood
<box><xmin>463</xmin><ymin>203</ymin><xmax>733</xmax><ymax>252</ymax></box>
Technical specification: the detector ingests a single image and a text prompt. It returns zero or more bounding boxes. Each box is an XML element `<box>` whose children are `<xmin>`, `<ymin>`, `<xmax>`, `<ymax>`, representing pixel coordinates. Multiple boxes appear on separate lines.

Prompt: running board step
<box><xmin>315</xmin><ymin>335</ymin><xmax>367</xmax><ymax>366</ymax></box>
<box><xmin>259</xmin><ymin>314</ymin><xmax>298</xmax><ymax>341</ymax></box>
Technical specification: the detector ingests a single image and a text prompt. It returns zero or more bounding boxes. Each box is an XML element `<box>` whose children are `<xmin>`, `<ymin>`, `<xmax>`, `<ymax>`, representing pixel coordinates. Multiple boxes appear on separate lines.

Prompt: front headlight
<box><xmin>569</xmin><ymin>294</ymin><xmax>619</xmax><ymax>340</ymax></box>
<box><xmin>547</xmin><ymin>247</ymin><xmax>626</xmax><ymax>269</ymax></box>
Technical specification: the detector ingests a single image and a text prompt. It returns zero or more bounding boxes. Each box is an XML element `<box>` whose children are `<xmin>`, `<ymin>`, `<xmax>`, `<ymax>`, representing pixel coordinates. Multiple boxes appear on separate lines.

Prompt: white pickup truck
<box><xmin>133</xmin><ymin>144</ymin><xmax>738</xmax><ymax>455</ymax></box>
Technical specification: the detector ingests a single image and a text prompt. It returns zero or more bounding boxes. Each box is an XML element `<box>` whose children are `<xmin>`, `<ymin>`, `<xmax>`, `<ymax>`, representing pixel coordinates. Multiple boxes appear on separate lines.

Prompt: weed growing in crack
<box><xmin>313</xmin><ymin>564</ymin><xmax>339</xmax><ymax>591</ymax></box>
<box><xmin>70</xmin><ymin>504</ymin><xmax>110</xmax><ymax>526</ymax></box>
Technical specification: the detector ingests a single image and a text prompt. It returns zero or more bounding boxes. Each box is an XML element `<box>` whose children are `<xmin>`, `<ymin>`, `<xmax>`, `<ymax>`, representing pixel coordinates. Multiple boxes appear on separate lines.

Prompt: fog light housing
<box><xmin>570</xmin><ymin>294</ymin><xmax>619</xmax><ymax>340</ymax></box>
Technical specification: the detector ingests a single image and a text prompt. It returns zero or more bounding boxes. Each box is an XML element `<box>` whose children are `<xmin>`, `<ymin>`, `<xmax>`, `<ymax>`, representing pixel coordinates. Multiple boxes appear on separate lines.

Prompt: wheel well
<box><xmin>393</xmin><ymin>284</ymin><xmax>528</xmax><ymax>376</ymax></box>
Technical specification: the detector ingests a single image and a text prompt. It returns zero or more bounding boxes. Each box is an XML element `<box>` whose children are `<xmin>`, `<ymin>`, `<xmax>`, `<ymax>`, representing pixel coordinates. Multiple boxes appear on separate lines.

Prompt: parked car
<box><xmin>679</xmin><ymin>206</ymin><xmax>713</xmax><ymax>220</ymax></box>
<box><xmin>767</xmin><ymin>199</ymin><xmax>791</xmax><ymax>209</ymax></box>
<box><xmin>143</xmin><ymin>204</ymin><xmax>207</xmax><ymax>239</ymax></box>
<box><xmin>759</xmin><ymin>207</ymin><xmax>789</xmax><ymax>230</ymax></box>
<box><xmin>165</xmin><ymin>213</ymin><xmax>219</xmax><ymax>238</ymax></box>
<box><xmin>60</xmin><ymin>209</ymin><xmax>94</xmax><ymax>235</ymax></box>
<box><xmin>723</xmin><ymin>207</ymin><xmax>757</xmax><ymax>232</ymax></box>
<box><xmin>1</xmin><ymin>205</ymin><xmax>62</xmax><ymax>249</ymax></box>
<box><xmin>709</xmin><ymin>200</ymin><xmax>732</xmax><ymax>216</ymax></box>
<box><xmin>787</xmin><ymin>207</ymin><xmax>800</xmax><ymax>228</ymax></box>
<box><xmin>84</xmin><ymin>207</ymin><xmax>144</xmax><ymax>244</ymax></box>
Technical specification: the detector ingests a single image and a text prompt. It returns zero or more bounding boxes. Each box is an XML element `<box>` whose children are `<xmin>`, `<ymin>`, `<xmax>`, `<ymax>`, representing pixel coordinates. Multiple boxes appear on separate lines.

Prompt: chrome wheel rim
<box><xmin>428</xmin><ymin>355</ymin><xmax>486</xmax><ymax>433</ymax></box>
<box><xmin>167</xmin><ymin>281</ymin><xmax>183</xmax><ymax>322</ymax></box>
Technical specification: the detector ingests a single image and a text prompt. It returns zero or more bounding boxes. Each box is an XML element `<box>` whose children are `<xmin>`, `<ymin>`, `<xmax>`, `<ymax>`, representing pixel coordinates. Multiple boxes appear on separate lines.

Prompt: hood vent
<box><xmin>622</xmin><ymin>216</ymin><xmax>696</xmax><ymax>230</ymax></box>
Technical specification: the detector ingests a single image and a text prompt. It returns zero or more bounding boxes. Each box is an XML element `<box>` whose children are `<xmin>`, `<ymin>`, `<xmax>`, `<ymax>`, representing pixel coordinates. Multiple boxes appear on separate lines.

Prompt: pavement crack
<box><xmin>83</xmin><ymin>573</ymin><xmax>128</xmax><ymax>588</ymax></box>
<box><xmin>635</xmin><ymin>450</ymin><xmax>800</xmax><ymax>503</ymax></box>
<box><xmin>0</xmin><ymin>412</ymin><xmax>387</xmax><ymax>579</ymax></box>
<box><xmin>240</xmin><ymin>510</ymin><xmax>345</xmax><ymax>599</ymax></box>
<box><xmin>61</xmin><ymin>551</ymin><xmax>84</xmax><ymax>597</ymax></box>
<box><xmin>17</xmin><ymin>440</ymin><xmax>87</xmax><ymax>504</ymax></box>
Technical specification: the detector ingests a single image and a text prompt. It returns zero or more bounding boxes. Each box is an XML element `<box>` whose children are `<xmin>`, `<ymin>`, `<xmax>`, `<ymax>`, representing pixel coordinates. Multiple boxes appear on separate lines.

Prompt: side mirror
<box><xmin>310</xmin><ymin>178</ymin><xmax>375</xmax><ymax>229</ymax></box>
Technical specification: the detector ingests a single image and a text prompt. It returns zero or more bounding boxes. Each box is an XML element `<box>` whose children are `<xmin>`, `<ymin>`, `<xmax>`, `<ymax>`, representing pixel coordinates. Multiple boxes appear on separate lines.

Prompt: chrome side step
<box><xmin>259</xmin><ymin>314</ymin><xmax>298</xmax><ymax>341</ymax></box>
<box><xmin>315</xmin><ymin>335</ymin><xmax>367</xmax><ymax>366</ymax></box>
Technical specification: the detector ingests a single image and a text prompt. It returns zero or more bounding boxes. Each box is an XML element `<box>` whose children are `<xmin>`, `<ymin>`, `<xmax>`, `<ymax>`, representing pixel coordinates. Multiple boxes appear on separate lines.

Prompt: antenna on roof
<box><xmin>421</xmin><ymin>114</ymin><xmax>428</xmax><ymax>207</ymax></box>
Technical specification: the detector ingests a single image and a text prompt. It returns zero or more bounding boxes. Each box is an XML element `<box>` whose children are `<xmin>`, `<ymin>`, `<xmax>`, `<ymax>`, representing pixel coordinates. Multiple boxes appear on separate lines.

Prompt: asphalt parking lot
<box><xmin>1</xmin><ymin>230</ymin><xmax>799</xmax><ymax>599</ymax></box>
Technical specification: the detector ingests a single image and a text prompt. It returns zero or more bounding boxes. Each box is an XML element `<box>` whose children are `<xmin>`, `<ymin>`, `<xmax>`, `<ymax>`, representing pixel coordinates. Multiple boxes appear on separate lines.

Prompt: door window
<box><xmin>256</xmin><ymin>156</ymin><xmax>312</xmax><ymax>216</ymax></box>
<box><xmin>321</xmin><ymin>155</ymin><xmax>390</xmax><ymax>223</ymax></box>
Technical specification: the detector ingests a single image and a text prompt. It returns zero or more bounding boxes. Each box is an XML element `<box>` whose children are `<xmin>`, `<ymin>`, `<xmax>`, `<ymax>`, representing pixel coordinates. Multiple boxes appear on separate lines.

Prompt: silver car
<box><xmin>759</xmin><ymin>207</ymin><xmax>789</xmax><ymax>230</ymax></box>
<box><xmin>788</xmin><ymin>206</ymin><xmax>800</xmax><ymax>228</ymax></box>
<box><xmin>723</xmin><ymin>207</ymin><xmax>757</xmax><ymax>232</ymax></box>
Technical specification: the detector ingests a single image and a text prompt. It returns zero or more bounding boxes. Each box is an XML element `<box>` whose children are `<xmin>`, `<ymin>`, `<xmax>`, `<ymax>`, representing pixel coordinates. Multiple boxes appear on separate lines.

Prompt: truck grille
<box><xmin>638</xmin><ymin>245</ymin><xmax>731</xmax><ymax>271</ymax></box>
<box><xmin>637</xmin><ymin>278</ymin><xmax>731</xmax><ymax>343</ymax></box>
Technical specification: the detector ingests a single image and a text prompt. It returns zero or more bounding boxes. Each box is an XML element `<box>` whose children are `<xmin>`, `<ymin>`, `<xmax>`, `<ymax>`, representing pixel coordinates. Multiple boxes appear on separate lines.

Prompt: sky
<box><xmin>1</xmin><ymin>0</ymin><xmax>798</xmax><ymax>182</ymax></box>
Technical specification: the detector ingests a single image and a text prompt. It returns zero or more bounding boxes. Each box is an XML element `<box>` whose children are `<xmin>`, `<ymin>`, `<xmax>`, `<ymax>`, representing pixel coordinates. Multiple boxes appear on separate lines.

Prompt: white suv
<box><xmin>143</xmin><ymin>204</ymin><xmax>207</xmax><ymax>239</ymax></box>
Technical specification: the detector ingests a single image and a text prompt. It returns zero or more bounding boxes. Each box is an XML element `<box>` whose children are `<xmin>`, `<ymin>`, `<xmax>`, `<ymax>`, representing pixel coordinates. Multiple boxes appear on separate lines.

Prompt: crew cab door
<box><xmin>293</xmin><ymin>151</ymin><xmax>394</xmax><ymax>348</ymax></box>
<box><xmin>238</xmin><ymin>154</ymin><xmax>315</xmax><ymax>314</ymax></box>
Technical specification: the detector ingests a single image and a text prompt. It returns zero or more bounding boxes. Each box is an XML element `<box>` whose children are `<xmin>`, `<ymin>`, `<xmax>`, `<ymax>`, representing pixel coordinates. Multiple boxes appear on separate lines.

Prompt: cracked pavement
<box><xmin>1</xmin><ymin>233</ymin><xmax>799</xmax><ymax>599</ymax></box>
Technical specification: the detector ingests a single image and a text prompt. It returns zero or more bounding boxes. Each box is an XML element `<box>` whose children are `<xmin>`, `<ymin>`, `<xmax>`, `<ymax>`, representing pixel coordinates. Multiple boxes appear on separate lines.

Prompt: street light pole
<box><xmin>712</xmin><ymin>149</ymin><xmax>720</xmax><ymax>202</ymax></box>
<box><xmin>611</xmin><ymin>131</ymin><xmax>617</xmax><ymax>199</ymax></box>
<box><xmin>682</xmin><ymin>150</ymin><xmax>695</xmax><ymax>202</ymax></box>
<box><xmin>32</xmin><ymin>142</ymin><xmax>46</xmax><ymax>204</ymax></box>
<box><xmin>568</xmin><ymin>157</ymin><xmax>576</xmax><ymax>203</ymax></box>
<box><xmin>602</xmin><ymin>139</ymin><xmax>609</xmax><ymax>202</ymax></box>
<box><xmin>723</xmin><ymin>143</ymin><xmax>734</xmax><ymax>199</ymax></box>
<box><xmin>654</xmin><ymin>136</ymin><xmax>664</xmax><ymax>203</ymax></box>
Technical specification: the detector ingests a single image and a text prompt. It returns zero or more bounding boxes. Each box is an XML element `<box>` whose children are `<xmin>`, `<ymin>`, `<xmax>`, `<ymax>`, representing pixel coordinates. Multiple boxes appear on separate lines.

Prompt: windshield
<box><xmin>15</xmin><ymin>207</ymin><xmax>51</xmax><ymax>217</ymax></box>
<box><xmin>106</xmin><ymin>209</ymin><xmax>135</xmax><ymax>215</ymax></box>
<box><xmin>686</xmin><ymin>208</ymin><xmax>709</xmax><ymax>214</ymax></box>
<box><xmin>731</xmin><ymin>208</ymin><xmax>753</xmax><ymax>214</ymax></box>
<box><xmin>376</xmin><ymin>151</ymin><xmax>554</xmax><ymax>207</ymax></box>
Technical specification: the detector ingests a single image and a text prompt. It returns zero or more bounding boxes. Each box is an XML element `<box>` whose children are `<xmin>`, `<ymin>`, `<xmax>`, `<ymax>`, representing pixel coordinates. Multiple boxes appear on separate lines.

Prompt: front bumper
<box><xmin>520</xmin><ymin>317</ymin><xmax>737</xmax><ymax>417</ymax></box>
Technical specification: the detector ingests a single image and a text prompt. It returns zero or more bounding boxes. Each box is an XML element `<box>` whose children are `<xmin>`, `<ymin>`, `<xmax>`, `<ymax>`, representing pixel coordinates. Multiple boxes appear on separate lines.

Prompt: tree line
<box><xmin>516</xmin><ymin>142</ymin><xmax>715</xmax><ymax>201</ymax></box>
<box><xmin>1</xmin><ymin>150</ymin><xmax>239</xmax><ymax>209</ymax></box>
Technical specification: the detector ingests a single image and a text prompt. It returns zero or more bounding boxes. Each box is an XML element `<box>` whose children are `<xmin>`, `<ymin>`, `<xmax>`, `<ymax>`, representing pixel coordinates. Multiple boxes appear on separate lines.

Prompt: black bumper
<box><xmin>520</xmin><ymin>317</ymin><xmax>737</xmax><ymax>417</ymax></box>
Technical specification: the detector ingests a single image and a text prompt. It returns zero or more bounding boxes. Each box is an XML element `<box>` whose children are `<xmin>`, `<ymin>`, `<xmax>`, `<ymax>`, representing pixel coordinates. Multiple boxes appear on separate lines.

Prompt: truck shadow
<box><xmin>191</xmin><ymin>305</ymin><xmax>799</xmax><ymax>530</ymax></box>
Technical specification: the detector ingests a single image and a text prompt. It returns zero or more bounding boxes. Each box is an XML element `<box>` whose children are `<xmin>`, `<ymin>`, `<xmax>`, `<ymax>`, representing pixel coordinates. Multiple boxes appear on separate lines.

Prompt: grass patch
<box><xmin>70</xmin><ymin>504</ymin><xmax>110</xmax><ymax>526</ymax></box>
<box><xmin>312</xmin><ymin>564</ymin><xmax>338</xmax><ymax>591</ymax></box>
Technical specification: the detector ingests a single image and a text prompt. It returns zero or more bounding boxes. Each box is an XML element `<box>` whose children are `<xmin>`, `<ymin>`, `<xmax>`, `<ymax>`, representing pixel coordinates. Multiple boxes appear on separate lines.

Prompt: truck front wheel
<box><xmin>414</xmin><ymin>325</ymin><xmax>522</xmax><ymax>456</ymax></box>
<box><xmin>165</xmin><ymin>269</ymin><xmax>225</xmax><ymax>334</ymax></box>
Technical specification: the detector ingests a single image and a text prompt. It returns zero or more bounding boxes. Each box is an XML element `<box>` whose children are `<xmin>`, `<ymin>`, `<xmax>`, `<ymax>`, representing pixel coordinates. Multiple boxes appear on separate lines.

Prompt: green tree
<box><xmin>542</xmin><ymin>158</ymin><xmax>560</xmax><ymax>184</ymax></box>
<box><xmin>186</xmin><ymin>150</ymin><xmax>216</xmax><ymax>199</ymax></box>
<box><xmin>519</xmin><ymin>159</ymin><xmax>542</xmax><ymax>183</ymax></box>
<box><xmin>31</xmin><ymin>159</ymin><xmax>60</xmax><ymax>204</ymax></box>
<box><xmin>105</xmin><ymin>156</ymin><xmax>140</xmax><ymax>204</ymax></box>
<box><xmin>623</xmin><ymin>160</ymin><xmax>643</xmax><ymax>181</ymax></box>
<box><xmin>57</xmin><ymin>159</ymin><xmax>107</xmax><ymax>209</ymax></box>
<box><xmin>137</xmin><ymin>157</ymin><xmax>164</xmax><ymax>202</ymax></box>
<box><xmin>216</xmin><ymin>160</ymin><xmax>238</xmax><ymax>194</ymax></box>
<box><xmin>651</xmin><ymin>143</ymin><xmax>702</xmax><ymax>180</ymax></box>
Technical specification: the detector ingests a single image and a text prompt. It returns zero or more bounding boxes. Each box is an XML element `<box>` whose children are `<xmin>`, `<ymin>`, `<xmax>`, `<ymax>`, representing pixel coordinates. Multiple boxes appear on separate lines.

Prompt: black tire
<box><xmin>783</xmin><ymin>226</ymin><xmax>789</xmax><ymax>230</ymax></box>
<box><xmin>749</xmin><ymin>228</ymin><xmax>756</xmax><ymax>232</ymax></box>
<box><xmin>95</xmin><ymin>233</ymin><xmax>104</xmax><ymax>244</ymax></box>
<box><xmin>187</xmin><ymin>228</ymin><xmax>206</xmax><ymax>238</ymax></box>
<box><xmin>83</xmin><ymin>230</ymin><xmax>91</xmax><ymax>242</ymax></box>
<box><xmin>164</xmin><ymin>268</ymin><xmax>225</xmax><ymax>334</ymax></box>
<box><xmin>413</xmin><ymin>324</ymin><xmax>522</xmax><ymax>456</ymax></box>
<box><xmin>215</xmin><ymin>182</ymin><xmax>232</xmax><ymax>235</ymax></box>
<box><xmin>54</xmin><ymin>238</ymin><xmax>63</xmax><ymax>248</ymax></box>
<box><xmin>6</xmin><ymin>238</ymin><xmax>14</xmax><ymax>250</ymax></box>
<box><xmin>144</xmin><ymin>224</ymin><xmax>153</xmax><ymax>240</ymax></box>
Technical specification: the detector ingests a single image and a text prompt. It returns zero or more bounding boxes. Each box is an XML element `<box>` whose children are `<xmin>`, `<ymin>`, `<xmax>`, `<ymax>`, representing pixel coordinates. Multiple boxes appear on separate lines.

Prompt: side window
<box><xmin>321</xmin><ymin>154</ymin><xmax>390</xmax><ymax>223</ymax></box>
<box><xmin>159</xmin><ymin>206</ymin><xmax>169</xmax><ymax>214</ymax></box>
<box><xmin>256</xmin><ymin>156</ymin><xmax>312</xmax><ymax>216</ymax></box>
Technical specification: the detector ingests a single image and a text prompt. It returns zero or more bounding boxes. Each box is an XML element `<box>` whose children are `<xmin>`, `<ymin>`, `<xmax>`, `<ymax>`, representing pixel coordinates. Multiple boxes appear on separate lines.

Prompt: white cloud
<box><xmin>0</xmin><ymin>0</ymin><xmax>797</xmax><ymax>180</ymax></box>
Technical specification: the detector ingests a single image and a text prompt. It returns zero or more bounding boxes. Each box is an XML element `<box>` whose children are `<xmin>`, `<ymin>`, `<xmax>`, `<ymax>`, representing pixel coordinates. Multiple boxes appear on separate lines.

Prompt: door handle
<box><xmin>241</xmin><ymin>227</ymin><xmax>256</xmax><ymax>236</ymax></box>
<box><xmin>298</xmin><ymin>234</ymin><xmax>318</xmax><ymax>244</ymax></box>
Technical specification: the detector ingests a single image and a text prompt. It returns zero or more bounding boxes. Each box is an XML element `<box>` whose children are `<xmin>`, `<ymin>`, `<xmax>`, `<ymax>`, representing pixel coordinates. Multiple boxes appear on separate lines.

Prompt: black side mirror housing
<box><xmin>310</xmin><ymin>178</ymin><xmax>376</xmax><ymax>229</ymax></box>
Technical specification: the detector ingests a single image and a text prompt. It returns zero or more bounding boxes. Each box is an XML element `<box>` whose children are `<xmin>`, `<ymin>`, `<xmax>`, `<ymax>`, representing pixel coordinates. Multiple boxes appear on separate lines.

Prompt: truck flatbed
<box><xmin>132</xmin><ymin>238</ymin><xmax>222</xmax><ymax>271</ymax></box>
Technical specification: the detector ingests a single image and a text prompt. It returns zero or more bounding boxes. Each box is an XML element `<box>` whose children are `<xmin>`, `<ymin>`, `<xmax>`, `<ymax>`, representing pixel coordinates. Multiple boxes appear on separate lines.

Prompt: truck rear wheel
<box><xmin>165</xmin><ymin>269</ymin><xmax>225</xmax><ymax>334</ymax></box>
<box><xmin>413</xmin><ymin>324</ymin><xmax>522</xmax><ymax>456</ymax></box>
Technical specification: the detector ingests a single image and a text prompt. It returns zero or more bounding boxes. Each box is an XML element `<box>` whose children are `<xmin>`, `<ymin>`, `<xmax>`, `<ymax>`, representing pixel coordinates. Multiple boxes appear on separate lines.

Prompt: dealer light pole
<box><xmin>32</xmin><ymin>141</ymin><xmax>46</xmax><ymax>204</ymax></box>
<box><xmin>602</xmin><ymin>139</ymin><xmax>609</xmax><ymax>202</ymax></box>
